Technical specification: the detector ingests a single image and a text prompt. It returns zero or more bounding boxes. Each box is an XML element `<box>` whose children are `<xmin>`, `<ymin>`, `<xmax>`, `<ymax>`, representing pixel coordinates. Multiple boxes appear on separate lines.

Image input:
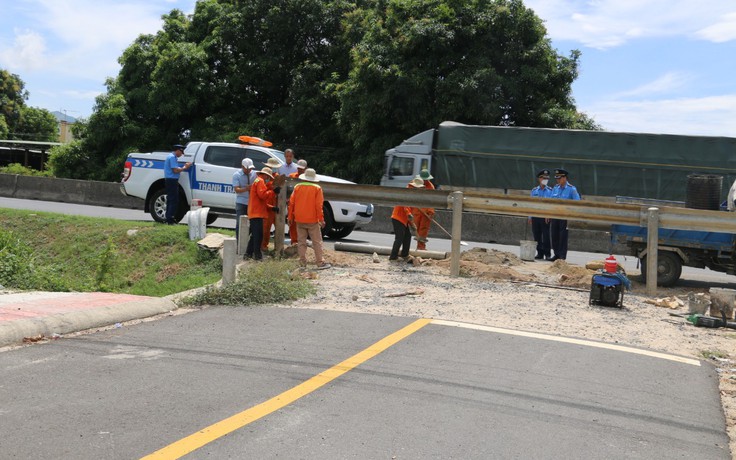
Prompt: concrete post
<box><xmin>237</xmin><ymin>215</ymin><xmax>249</xmax><ymax>255</ymax></box>
<box><xmin>450</xmin><ymin>191</ymin><xmax>464</xmax><ymax>277</ymax></box>
<box><xmin>646</xmin><ymin>207</ymin><xmax>659</xmax><ymax>296</ymax></box>
<box><xmin>222</xmin><ymin>237</ymin><xmax>237</xmax><ymax>286</ymax></box>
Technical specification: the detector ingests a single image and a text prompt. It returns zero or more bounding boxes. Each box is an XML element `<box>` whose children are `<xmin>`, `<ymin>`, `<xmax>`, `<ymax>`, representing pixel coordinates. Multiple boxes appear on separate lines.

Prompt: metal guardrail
<box><xmin>316</xmin><ymin>182</ymin><xmax>736</xmax><ymax>293</ymax></box>
<box><xmin>319</xmin><ymin>182</ymin><xmax>736</xmax><ymax>234</ymax></box>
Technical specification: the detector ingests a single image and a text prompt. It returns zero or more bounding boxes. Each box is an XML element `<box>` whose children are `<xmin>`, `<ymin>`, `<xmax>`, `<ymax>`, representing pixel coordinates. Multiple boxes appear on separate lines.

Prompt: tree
<box><xmin>329</xmin><ymin>0</ymin><xmax>595</xmax><ymax>182</ymax></box>
<box><xmin>0</xmin><ymin>70</ymin><xmax>28</xmax><ymax>139</ymax></box>
<box><xmin>16</xmin><ymin>106</ymin><xmax>58</xmax><ymax>142</ymax></box>
<box><xmin>83</xmin><ymin>0</ymin><xmax>597</xmax><ymax>183</ymax></box>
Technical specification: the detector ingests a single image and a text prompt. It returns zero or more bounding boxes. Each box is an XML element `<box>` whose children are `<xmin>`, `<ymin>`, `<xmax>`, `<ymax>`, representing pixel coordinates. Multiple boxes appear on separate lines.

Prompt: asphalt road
<box><xmin>2</xmin><ymin>196</ymin><xmax>734</xmax><ymax>288</ymax></box>
<box><xmin>0</xmin><ymin>307</ymin><xmax>728</xmax><ymax>459</ymax></box>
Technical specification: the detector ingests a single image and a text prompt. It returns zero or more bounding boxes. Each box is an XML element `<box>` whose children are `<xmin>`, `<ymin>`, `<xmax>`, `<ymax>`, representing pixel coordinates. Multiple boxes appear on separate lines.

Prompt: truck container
<box><xmin>381</xmin><ymin>121</ymin><xmax>736</xmax><ymax>201</ymax></box>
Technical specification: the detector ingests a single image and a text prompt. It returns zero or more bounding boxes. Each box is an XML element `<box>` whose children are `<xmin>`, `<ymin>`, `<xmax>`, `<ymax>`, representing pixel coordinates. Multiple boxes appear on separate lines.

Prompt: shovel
<box><xmin>417</xmin><ymin>209</ymin><xmax>468</xmax><ymax>246</ymax></box>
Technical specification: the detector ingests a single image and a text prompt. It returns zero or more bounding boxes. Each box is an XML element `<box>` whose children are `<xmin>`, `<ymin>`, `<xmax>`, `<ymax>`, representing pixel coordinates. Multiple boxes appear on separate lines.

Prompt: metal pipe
<box><xmin>333</xmin><ymin>242</ymin><xmax>448</xmax><ymax>260</ymax></box>
<box><xmin>646</xmin><ymin>208</ymin><xmax>659</xmax><ymax>295</ymax></box>
<box><xmin>450</xmin><ymin>191</ymin><xmax>463</xmax><ymax>277</ymax></box>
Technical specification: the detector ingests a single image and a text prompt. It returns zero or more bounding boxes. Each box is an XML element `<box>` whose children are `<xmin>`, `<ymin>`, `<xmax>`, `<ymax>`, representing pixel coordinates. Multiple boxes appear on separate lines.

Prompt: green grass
<box><xmin>0</xmin><ymin>208</ymin><xmax>223</xmax><ymax>296</ymax></box>
<box><xmin>183</xmin><ymin>259</ymin><xmax>315</xmax><ymax>306</ymax></box>
<box><xmin>699</xmin><ymin>349</ymin><xmax>730</xmax><ymax>360</ymax></box>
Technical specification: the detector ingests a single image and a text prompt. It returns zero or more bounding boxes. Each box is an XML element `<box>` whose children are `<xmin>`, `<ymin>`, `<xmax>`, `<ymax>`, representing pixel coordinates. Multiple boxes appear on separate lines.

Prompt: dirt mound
<box><xmin>546</xmin><ymin>259</ymin><xmax>595</xmax><ymax>288</ymax></box>
<box><xmin>460</xmin><ymin>247</ymin><xmax>522</xmax><ymax>266</ymax></box>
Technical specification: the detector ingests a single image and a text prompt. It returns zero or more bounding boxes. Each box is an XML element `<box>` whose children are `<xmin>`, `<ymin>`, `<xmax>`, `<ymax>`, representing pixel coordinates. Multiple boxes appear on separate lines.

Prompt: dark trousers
<box><xmin>550</xmin><ymin>219</ymin><xmax>569</xmax><ymax>260</ymax></box>
<box><xmin>246</xmin><ymin>217</ymin><xmax>264</xmax><ymax>259</ymax></box>
<box><xmin>390</xmin><ymin>218</ymin><xmax>412</xmax><ymax>259</ymax></box>
<box><xmin>531</xmin><ymin>217</ymin><xmax>551</xmax><ymax>258</ymax></box>
<box><xmin>235</xmin><ymin>203</ymin><xmax>248</xmax><ymax>243</ymax></box>
<box><xmin>164</xmin><ymin>179</ymin><xmax>179</xmax><ymax>224</ymax></box>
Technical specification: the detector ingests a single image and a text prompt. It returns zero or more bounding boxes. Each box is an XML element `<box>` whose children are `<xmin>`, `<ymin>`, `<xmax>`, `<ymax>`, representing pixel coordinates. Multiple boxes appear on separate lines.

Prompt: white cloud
<box><xmin>613</xmin><ymin>72</ymin><xmax>693</xmax><ymax>99</ymax></box>
<box><xmin>585</xmin><ymin>94</ymin><xmax>736</xmax><ymax>137</ymax></box>
<box><xmin>0</xmin><ymin>29</ymin><xmax>48</xmax><ymax>72</ymax></box>
<box><xmin>525</xmin><ymin>0</ymin><xmax>736</xmax><ymax>49</ymax></box>
<box><xmin>696</xmin><ymin>12</ymin><xmax>736</xmax><ymax>43</ymax></box>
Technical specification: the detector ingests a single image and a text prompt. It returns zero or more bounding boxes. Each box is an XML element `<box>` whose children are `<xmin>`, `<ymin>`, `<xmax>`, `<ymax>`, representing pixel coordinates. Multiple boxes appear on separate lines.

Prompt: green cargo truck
<box><xmin>380</xmin><ymin>121</ymin><xmax>736</xmax><ymax>201</ymax></box>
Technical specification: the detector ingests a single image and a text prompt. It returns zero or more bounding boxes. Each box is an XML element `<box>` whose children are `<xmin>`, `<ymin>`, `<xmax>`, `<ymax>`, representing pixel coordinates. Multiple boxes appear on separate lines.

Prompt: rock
<box><xmin>372</xmin><ymin>252</ymin><xmax>380</xmax><ymax>263</ymax></box>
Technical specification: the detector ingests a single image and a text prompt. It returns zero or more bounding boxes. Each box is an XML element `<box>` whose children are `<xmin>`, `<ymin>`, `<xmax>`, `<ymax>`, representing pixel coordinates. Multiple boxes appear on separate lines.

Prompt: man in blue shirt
<box><xmin>549</xmin><ymin>168</ymin><xmax>580</xmax><ymax>261</ymax></box>
<box><xmin>163</xmin><ymin>144</ymin><xmax>191</xmax><ymax>225</ymax></box>
<box><xmin>529</xmin><ymin>169</ymin><xmax>553</xmax><ymax>260</ymax></box>
<box><xmin>233</xmin><ymin>158</ymin><xmax>257</xmax><ymax>243</ymax></box>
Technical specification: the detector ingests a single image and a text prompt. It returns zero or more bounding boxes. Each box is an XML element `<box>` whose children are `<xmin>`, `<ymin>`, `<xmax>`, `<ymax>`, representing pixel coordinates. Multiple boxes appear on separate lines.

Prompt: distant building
<box><xmin>51</xmin><ymin>111</ymin><xmax>78</xmax><ymax>143</ymax></box>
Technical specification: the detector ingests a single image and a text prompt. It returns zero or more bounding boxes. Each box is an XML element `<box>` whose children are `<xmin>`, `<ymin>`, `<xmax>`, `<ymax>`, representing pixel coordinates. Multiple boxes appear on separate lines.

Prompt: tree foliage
<box><xmin>0</xmin><ymin>69</ymin><xmax>59</xmax><ymax>142</ymax></box>
<box><xmin>82</xmin><ymin>0</ymin><xmax>597</xmax><ymax>183</ymax></box>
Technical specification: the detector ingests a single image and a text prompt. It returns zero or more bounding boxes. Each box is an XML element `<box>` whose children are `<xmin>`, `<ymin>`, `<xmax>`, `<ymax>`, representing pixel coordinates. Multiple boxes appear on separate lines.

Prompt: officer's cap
<box><xmin>554</xmin><ymin>168</ymin><xmax>569</xmax><ymax>177</ymax></box>
<box><xmin>536</xmin><ymin>169</ymin><xmax>550</xmax><ymax>178</ymax></box>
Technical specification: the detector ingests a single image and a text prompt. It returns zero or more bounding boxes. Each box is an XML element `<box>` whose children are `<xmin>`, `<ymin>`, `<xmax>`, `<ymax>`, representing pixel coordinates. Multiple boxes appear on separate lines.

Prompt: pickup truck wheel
<box><xmin>320</xmin><ymin>205</ymin><xmax>356</xmax><ymax>240</ymax></box>
<box><xmin>640</xmin><ymin>251</ymin><xmax>682</xmax><ymax>287</ymax></box>
<box><xmin>206</xmin><ymin>214</ymin><xmax>218</xmax><ymax>225</ymax></box>
<box><xmin>149</xmin><ymin>188</ymin><xmax>168</xmax><ymax>223</ymax></box>
<box><xmin>149</xmin><ymin>188</ymin><xmax>187</xmax><ymax>224</ymax></box>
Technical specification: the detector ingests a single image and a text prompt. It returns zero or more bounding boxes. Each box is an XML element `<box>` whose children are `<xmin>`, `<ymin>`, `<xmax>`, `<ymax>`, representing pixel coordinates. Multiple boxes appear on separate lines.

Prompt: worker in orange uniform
<box><xmin>390</xmin><ymin>177</ymin><xmax>424</xmax><ymax>261</ymax></box>
<box><xmin>411</xmin><ymin>169</ymin><xmax>435</xmax><ymax>250</ymax></box>
<box><xmin>288</xmin><ymin>159</ymin><xmax>308</xmax><ymax>245</ymax></box>
<box><xmin>288</xmin><ymin>168</ymin><xmax>331</xmax><ymax>269</ymax></box>
<box><xmin>246</xmin><ymin>167</ymin><xmax>278</xmax><ymax>260</ymax></box>
<box><xmin>261</xmin><ymin>157</ymin><xmax>282</xmax><ymax>251</ymax></box>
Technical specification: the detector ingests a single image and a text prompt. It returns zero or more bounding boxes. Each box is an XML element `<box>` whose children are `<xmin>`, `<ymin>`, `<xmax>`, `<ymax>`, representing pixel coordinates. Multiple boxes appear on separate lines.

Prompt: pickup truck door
<box><xmin>191</xmin><ymin>145</ymin><xmax>246</xmax><ymax>208</ymax></box>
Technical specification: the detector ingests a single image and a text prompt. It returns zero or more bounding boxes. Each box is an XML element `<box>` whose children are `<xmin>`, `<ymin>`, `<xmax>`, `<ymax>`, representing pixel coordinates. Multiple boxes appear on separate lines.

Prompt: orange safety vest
<box><xmin>248</xmin><ymin>176</ymin><xmax>275</xmax><ymax>219</ymax></box>
<box><xmin>288</xmin><ymin>182</ymin><xmax>324</xmax><ymax>224</ymax></box>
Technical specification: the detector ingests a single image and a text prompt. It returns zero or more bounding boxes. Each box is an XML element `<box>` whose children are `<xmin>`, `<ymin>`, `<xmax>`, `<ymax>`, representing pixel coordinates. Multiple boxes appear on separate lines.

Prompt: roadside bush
<box><xmin>183</xmin><ymin>259</ymin><xmax>315</xmax><ymax>306</ymax></box>
<box><xmin>0</xmin><ymin>163</ymin><xmax>53</xmax><ymax>177</ymax></box>
<box><xmin>47</xmin><ymin>140</ymin><xmax>93</xmax><ymax>179</ymax></box>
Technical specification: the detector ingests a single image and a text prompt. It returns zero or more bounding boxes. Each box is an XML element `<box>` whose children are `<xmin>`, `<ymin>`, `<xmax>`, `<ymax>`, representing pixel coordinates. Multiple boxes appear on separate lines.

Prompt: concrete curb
<box><xmin>0</xmin><ymin>296</ymin><xmax>177</xmax><ymax>348</ymax></box>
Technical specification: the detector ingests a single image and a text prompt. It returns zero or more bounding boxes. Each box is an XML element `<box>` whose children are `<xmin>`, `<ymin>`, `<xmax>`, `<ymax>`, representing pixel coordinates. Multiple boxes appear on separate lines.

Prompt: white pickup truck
<box><xmin>119</xmin><ymin>140</ymin><xmax>374</xmax><ymax>239</ymax></box>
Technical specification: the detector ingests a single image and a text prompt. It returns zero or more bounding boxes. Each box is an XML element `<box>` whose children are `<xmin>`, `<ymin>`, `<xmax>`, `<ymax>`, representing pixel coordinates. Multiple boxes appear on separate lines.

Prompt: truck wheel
<box><xmin>640</xmin><ymin>251</ymin><xmax>682</xmax><ymax>287</ymax></box>
<box><xmin>149</xmin><ymin>188</ymin><xmax>168</xmax><ymax>223</ymax></box>
<box><xmin>321</xmin><ymin>204</ymin><xmax>356</xmax><ymax>240</ymax></box>
<box><xmin>206</xmin><ymin>214</ymin><xmax>218</xmax><ymax>225</ymax></box>
<box><xmin>149</xmin><ymin>188</ymin><xmax>187</xmax><ymax>224</ymax></box>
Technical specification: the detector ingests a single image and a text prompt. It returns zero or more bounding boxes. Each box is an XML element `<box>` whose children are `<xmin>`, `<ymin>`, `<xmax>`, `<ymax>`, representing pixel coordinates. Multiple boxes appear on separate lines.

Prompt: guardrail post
<box><xmin>646</xmin><ymin>207</ymin><xmax>659</xmax><ymax>296</ymax></box>
<box><xmin>450</xmin><ymin>191</ymin><xmax>464</xmax><ymax>277</ymax></box>
<box><xmin>222</xmin><ymin>237</ymin><xmax>237</xmax><ymax>285</ymax></box>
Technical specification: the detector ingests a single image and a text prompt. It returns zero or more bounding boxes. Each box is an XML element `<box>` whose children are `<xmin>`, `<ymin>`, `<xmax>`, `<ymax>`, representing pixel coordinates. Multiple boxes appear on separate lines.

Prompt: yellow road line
<box><xmin>141</xmin><ymin>318</ymin><xmax>432</xmax><ymax>459</ymax></box>
<box><xmin>431</xmin><ymin>319</ymin><xmax>701</xmax><ymax>366</ymax></box>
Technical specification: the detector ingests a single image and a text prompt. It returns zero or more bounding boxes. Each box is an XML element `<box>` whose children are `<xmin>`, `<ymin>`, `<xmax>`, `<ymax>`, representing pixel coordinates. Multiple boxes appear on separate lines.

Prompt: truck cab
<box><xmin>380</xmin><ymin>128</ymin><xmax>435</xmax><ymax>187</ymax></box>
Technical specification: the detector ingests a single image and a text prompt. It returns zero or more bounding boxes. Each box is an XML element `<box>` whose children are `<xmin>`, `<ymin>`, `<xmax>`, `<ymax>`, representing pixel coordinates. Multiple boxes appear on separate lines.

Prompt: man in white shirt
<box><xmin>279</xmin><ymin>148</ymin><xmax>299</xmax><ymax>176</ymax></box>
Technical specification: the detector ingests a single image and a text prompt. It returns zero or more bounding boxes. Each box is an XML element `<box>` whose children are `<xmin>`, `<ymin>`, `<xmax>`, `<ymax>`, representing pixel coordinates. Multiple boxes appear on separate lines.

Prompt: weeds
<box><xmin>183</xmin><ymin>259</ymin><xmax>315</xmax><ymax>306</ymax></box>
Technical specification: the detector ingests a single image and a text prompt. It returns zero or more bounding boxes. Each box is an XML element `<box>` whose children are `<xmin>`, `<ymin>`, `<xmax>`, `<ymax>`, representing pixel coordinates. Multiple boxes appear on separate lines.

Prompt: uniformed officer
<box><xmin>529</xmin><ymin>169</ymin><xmax>553</xmax><ymax>260</ymax></box>
<box><xmin>549</xmin><ymin>168</ymin><xmax>581</xmax><ymax>261</ymax></box>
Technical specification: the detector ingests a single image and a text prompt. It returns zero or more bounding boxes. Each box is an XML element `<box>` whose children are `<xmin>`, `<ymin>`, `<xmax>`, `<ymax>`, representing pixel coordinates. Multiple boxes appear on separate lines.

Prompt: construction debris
<box><xmin>644</xmin><ymin>296</ymin><xmax>685</xmax><ymax>309</ymax></box>
<box><xmin>384</xmin><ymin>288</ymin><xmax>425</xmax><ymax>298</ymax></box>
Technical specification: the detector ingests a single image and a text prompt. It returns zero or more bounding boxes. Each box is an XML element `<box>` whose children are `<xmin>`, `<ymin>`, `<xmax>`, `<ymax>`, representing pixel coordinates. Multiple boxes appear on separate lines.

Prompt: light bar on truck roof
<box><xmin>238</xmin><ymin>135</ymin><xmax>273</xmax><ymax>147</ymax></box>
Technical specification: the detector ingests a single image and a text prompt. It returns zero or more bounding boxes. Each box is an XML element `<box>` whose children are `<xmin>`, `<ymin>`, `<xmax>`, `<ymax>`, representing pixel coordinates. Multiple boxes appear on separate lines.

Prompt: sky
<box><xmin>1</xmin><ymin>0</ymin><xmax>735</xmax><ymax>137</ymax></box>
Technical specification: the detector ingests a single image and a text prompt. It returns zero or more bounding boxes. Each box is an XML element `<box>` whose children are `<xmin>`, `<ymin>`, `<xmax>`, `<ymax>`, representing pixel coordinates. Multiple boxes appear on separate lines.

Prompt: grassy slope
<box><xmin>0</xmin><ymin>208</ymin><xmax>223</xmax><ymax>296</ymax></box>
